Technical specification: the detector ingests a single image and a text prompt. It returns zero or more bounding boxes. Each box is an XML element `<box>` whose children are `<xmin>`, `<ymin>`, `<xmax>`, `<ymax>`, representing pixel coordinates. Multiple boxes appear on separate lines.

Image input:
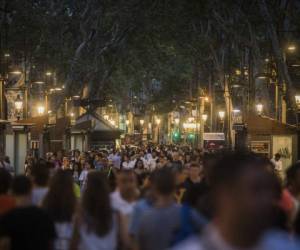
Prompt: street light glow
<box><xmin>174</xmin><ymin>118</ymin><xmax>180</xmax><ymax>125</ymax></box>
<box><xmin>257</xmin><ymin>76</ymin><xmax>267</xmax><ymax>79</ymax></box>
<box><xmin>233</xmin><ymin>109</ymin><xmax>240</xmax><ymax>113</ymax></box>
<box><xmin>104</xmin><ymin>115</ymin><xmax>109</xmax><ymax>120</ymax></box>
<box><xmin>156</xmin><ymin>118</ymin><xmax>161</xmax><ymax>125</ymax></box>
<box><xmin>140</xmin><ymin>119</ymin><xmax>145</xmax><ymax>126</ymax></box>
<box><xmin>287</xmin><ymin>45</ymin><xmax>296</xmax><ymax>52</ymax></box>
<box><xmin>10</xmin><ymin>71</ymin><xmax>22</xmax><ymax>75</ymax></box>
<box><xmin>14</xmin><ymin>95</ymin><xmax>23</xmax><ymax>111</ymax></box>
<box><xmin>295</xmin><ymin>95</ymin><xmax>300</xmax><ymax>109</ymax></box>
<box><xmin>125</xmin><ymin>120</ymin><xmax>130</xmax><ymax>125</ymax></box>
<box><xmin>218</xmin><ymin>111</ymin><xmax>225</xmax><ymax>120</ymax></box>
<box><xmin>46</xmin><ymin>72</ymin><xmax>52</xmax><ymax>76</ymax></box>
<box><xmin>37</xmin><ymin>105</ymin><xmax>45</xmax><ymax>115</ymax></box>
<box><xmin>235</xmin><ymin>69</ymin><xmax>241</xmax><ymax>75</ymax></box>
<box><xmin>256</xmin><ymin>103</ymin><xmax>263</xmax><ymax>114</ymax></box>
<box><xmin>202</xmin><ymin>114</ymin><xmax>208</xmax><ymax>122</ymax></box>
<box><xmin>4</xmin><ymin>53</ymin><xmax>10</xmax><ymax>57</ymax></box>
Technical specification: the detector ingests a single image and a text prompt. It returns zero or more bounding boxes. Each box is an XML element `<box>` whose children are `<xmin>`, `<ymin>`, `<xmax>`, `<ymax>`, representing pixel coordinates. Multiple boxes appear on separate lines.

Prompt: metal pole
<box><xmin>275</xmin><ymin>82</ymin><xmax>278</xmax><ymax>120</ymax></box>
<box><xmin>199</xmin><ymin>97</ymin><xmax>205</xmax><ymax>148</ymax></box>
<box><xmin>24</xmin><ymin>87</ymin><xmax>28</xmax><ymax>118</ymax></box>
<box><xmin>45</xmin><ymin>93</ymin><xmax>48</xmax><ymax>112</ymax></box>
<box><xmin>281</xmin><ymin>82</ymin><xmax>287</xmax><ymax>123</ymax></box>
<box><xmin>0</xmin><ymin>78</ymin><xmax>5</xmax><ymax>119</ymax></box>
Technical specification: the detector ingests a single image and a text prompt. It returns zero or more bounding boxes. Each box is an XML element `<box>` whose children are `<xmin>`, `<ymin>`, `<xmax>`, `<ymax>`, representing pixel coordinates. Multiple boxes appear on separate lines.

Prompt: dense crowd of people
<box><xmin>1</xmin><ymin>145</ymin><xmax>300</xmax><ymax>249</ymax></box>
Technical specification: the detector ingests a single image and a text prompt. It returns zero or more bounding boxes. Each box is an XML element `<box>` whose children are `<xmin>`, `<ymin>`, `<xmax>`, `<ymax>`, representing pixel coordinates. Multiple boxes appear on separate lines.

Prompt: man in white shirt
<box><xmin>271</xmin><ymin>153</ymin><xmax>283</xmax><ymax>179</ymax></box>
<box><xmin>147</xmin><ymin>151</ymin><xmax>158</xmax><ymax>171</ymax></box>
<box><xmin>110</xmin><ymin>170</ymin><xmax>138</xmax><ymax>249</ymax></box>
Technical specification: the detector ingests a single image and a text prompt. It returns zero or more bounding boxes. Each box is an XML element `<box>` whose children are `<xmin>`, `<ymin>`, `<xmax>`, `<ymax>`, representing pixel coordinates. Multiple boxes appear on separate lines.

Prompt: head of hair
<box><xmin>42</xmin><ymin>170</ymin><xmax>76</xmax><ymax>222</ymax></box>
<box><xmin>12</xmin><ymin>175</ymin><xmax>32</xmax><ymax>196</ymax></box>
<box><xmin>82</xmin><ymin>171</ymin><xmax>112</xmax><ymax>236</ymax></box>
<box><xmin>286</xmin><ymin>162</ymin><xmax>300</xmax><ymax>186</ymax></box>
<box><xmin>152</xmin><ymin>168</ymin><xmax>176</xmax><ymax>196</ymax></box>
<box><xmin>0</xmin><ymin>168</ymin><xmax>12</xmax><ymax>194</ymax></box>
<box><xmin>31</xmin><ymin>161</ymin><xmax>50</xmax><ymax>186</ymax></box>
<box><xmin>211</xmin><ymin>151</ymin><xmax>268</xmax><ymax>189</ymax></box>
<box><xmin>190</xmin><ymin>162</ymin><xmax>200</xmax><ymax>168</ymax></box>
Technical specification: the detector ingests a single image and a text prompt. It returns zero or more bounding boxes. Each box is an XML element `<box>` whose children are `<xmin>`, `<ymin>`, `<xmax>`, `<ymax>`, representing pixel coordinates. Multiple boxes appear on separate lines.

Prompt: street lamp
<box><xmin>295</xmin><ymin>95</ymin><xmax>300</xmax><ymax>109</ymax></box>
<box><xmin>14</xmin><ymin>95</ymin><xmax>23</xmax><ymax>120</ymax></box>
<box><xmin>287</xmin><ymin>44</ymin><xmax>296</xmax><ymax>52</ymax></box>
<box><xmin>174</xmin><ymin>118</ymin><xmax>180</xmax><ymax>125</ymax></box>
<box><xmin>218</xmin><ymin>111</ymin><xmax>225</xmax><ymax>120</ymax></box>
<box><xmin>156</xmin><ymin>118</ymin><xmax>161</xmax><ymax>144</ymax></box>
<box><xmin>155</xmin><ymin>118</ymin><xmax>161</xmax><ymax>125</ymax></box>
<box><xmin>256</xmin><ymin>103</ymin><xmax>263</xmax><ymax>115</ymax></box>
<box><xmin>218</xmin><ymin>111</ymin><xmax>225</xmax><ymax>132</ymax></box>
<box><xmin>235</xmin><ymin>69</ymin><xmax>241</xmax><ymax>75</ymax></box>
<box><xmin>45</xmin><ymin>72</ymin><xmax>52</xmax><ymax>76</ymax></box>
<box><xmin>140</xmin><ymin>119</ymin><xmax>145</xmax><ymax>126</ymax></box>
<box><xmin>37</xmin><ymin>105</ymin><xmax>45</xmax><ymax>115</ymax></box>
<box><xmin>202</xmin><ymin>114</ymin><xmax>208</xmax><ymax>122</ymax></box>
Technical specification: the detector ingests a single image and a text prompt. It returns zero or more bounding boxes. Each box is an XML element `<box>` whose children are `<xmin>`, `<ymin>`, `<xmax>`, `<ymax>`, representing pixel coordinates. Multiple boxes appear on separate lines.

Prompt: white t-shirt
<box><xmin>54</xmin><ymin>222</ymin><xmax>73</xmax><ymax>250</ymax></box>
<box><xmin>79</xmin><ymin>217</ymin><xmax>117</xmax><ymax>250</ymax></box>
<box><xmin>271</xmin><ymin>159</ymin><xmax>283</xmax><ymax>171</ymax></box>
<box><xmin>79</xmin><ymin>170</ymin><xmax>88</xmax><ymax>190</ymax></box>
<box><xmin>110</xmin><ymin>191</ymin><xmax>136</xmax><ymax>216</ymax></box>
<box><xmin>31</xmin><ymin>187</ymin><xmax>48</xmax><ymax>206</ymax></box>
<box><xmin>122</xmin><ymin>160</ymin><xmax>136</xmax><ymax>170</ymax></box>
<box><xmin>147</xmin><ymin>157</ymin><xmax>158</xmax><ymax>171</ymax></box>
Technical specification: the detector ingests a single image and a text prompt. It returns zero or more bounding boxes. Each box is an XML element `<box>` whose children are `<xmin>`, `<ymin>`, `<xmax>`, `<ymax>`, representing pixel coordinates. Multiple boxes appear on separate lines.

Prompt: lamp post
<box><xmin>295</xmin><ymin>95</ymin><xmax>300</xmax><ymax>128</ymax></box>
<box><xmin>202</xmin><ymin>114</ymin><xmax>208</xmax><ymax>123</ymax></box>
<box><xmin>156</xmin><ymin>118</ymin><xmax>161</xmax><ymax>144</ymax></box>
<box><xmin>218</xmin><ymin>111</ymin><xmax>225</xmax><ymax>132</ymax></box>
<box><xmin>140</xmin><ymin>119</ymin><xmax>144</xmax><ymax>142</ymax></box>
<box><xmin>14</xmin><ymin>95</ymin><xmax>23</xmax><ymax>120</ymax></box>
<box><xmin>125</xmin><ymin>119</ymin><xmax>129</xmax><ymax>134</ymax></box>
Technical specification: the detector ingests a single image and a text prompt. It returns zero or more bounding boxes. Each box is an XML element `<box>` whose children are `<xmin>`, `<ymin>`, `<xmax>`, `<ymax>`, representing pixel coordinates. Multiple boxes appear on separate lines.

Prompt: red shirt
<box><xmin>0</xmin><ymin>195</ymin><xmax>16</xmax><ymax>215</ymax></box>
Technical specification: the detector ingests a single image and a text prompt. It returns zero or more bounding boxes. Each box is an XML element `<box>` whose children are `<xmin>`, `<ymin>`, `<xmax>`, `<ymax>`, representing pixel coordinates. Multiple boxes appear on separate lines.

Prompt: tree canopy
<box><xmin>1</xmin><ymin>0</ymin><xmax>300</xmax><ymax>116</ymax></box>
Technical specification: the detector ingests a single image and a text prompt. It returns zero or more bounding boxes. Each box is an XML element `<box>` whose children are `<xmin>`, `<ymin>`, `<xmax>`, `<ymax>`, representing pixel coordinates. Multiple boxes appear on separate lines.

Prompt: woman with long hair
<box><xmin>70</xmin><ymin>171</ymin><xmax>118</xmax><ymax>250</ymax></box>
<box><xmin>42</xmin><ymin>170</ymin><xmax>77</xmax><ymax>250</ymax></box>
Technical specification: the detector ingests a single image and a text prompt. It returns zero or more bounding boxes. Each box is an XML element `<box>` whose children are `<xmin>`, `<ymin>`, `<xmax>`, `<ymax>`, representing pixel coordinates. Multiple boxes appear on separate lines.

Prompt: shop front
<box><xmin>245</xmin><ymin>114</ymin><xmax>298</xmax><ymax>171</ymax></box>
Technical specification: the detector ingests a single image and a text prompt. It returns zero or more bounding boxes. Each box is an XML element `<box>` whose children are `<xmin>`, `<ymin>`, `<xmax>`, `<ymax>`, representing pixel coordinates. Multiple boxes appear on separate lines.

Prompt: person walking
<box><xmin>70</xmin><ymin>171</ymin><xmax>118</xmax><ymax>250</ymax></box>
<box><xmin>42</xmin><ymin>170</ymin><xmax>77</xmax><ymax>250</ymax></box>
